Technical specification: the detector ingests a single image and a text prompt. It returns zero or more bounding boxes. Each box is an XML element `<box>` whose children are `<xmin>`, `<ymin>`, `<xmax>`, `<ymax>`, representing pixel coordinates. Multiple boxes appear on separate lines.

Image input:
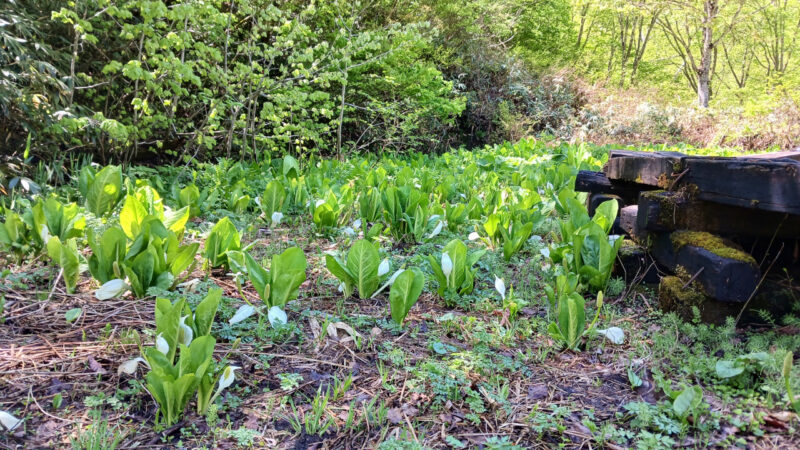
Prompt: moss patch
<box><xmin>619</xmin><ymin>238</ymin><xmax>641</xmax><ymax>257</ymax></box>
<box><xmin>670</xmin><ymin>231</ymin><xmax>756</xmax><ymax>266</ymax></box>
<box><xmin>658</xmin><ymin>275</ymin><xmax>706</xmax><ymax>315</ymax></box>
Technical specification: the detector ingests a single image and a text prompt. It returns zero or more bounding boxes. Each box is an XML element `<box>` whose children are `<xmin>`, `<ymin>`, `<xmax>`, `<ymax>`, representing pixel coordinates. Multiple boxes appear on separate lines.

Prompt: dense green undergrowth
<box><xmin>1</xmin><ymin>139</ymin><xmax>799</xmax><ymax>448</ymax></box>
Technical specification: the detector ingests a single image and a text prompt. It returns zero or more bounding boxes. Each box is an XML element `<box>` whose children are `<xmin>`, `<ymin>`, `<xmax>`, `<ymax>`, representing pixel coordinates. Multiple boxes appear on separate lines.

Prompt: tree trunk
<box><xmin>697</xmin><ymin>0</ymin><xmax>717</xmax><ymax>108</ymax></box>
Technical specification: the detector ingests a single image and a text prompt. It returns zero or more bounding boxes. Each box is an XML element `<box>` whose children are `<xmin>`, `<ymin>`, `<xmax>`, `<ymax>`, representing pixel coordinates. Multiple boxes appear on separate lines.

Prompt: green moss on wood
<box><xmin>670</xmin><ymin>231</ymin><xmax>756</xmax><ymax>266</ymax></box>
<box><xmin>659</xmin><ymin>275</ymin><xmax>707</xmax><ymax>314</ymax></box>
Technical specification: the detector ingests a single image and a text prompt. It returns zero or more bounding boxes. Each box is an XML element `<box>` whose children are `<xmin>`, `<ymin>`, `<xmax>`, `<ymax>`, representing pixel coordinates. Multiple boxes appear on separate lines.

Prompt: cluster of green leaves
<box><xmin>428</xmin><ymin>239</ymin><xmax>485</xmax><ymax>297</ymax></box>
<box><xmin>480</xmin><ymin>207</ymin><xmax>544</xmax><ymax>261</ymax></box>
<box><xmin>242</xmin><ymin>247</ymin><xmax>307</xmax><ymax>309</ymax></box>
<box><xmin>203</xmin><ymin>217</ymin><xmax>249</xmax><ymax>270</ymax></box>
<box><xmin>79</xmin><ymin>165</ymin><xmax>123</xmax><ymax>217</ymax></box>
<box><xmin>140</xmin><ymin>289</ymin><xmax>236</xmax><ymax>427</ymax></box>
<box><xmin>381</xmin><ymin>185</ymin><xmax>440</xmax><ymax>243</ymax></box>
<box><xmin>550</xmin><ymin>192</ymin><xmax>622</xmax><ymax>292</ymax></box>
<box><xmin>326</xmin><ymin>240</ymin><xmax>392</xmax><ymax>299</ymax></box>
<box><xmin>87</xmin><ymin>184</ymin><xmax>196</xmax><ymax>298</ymax></box>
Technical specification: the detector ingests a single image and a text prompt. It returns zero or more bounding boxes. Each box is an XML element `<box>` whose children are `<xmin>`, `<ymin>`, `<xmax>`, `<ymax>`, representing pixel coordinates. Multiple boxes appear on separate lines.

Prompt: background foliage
<box><xmin>1</xmin><ymin>0</ymin><xmax>799</xmax><ymax>170</ymax></box>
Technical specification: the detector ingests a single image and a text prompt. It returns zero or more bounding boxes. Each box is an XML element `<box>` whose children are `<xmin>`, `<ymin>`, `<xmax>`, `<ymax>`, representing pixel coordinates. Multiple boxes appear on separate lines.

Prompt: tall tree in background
<box><xmin>753</xmin><ymin>0</ymin><xmax>800</xmax><ymax>81</ymax></box>
<box><xmin>614</xmin><ymin>1</ymin><xmax>662</xmax><ymax>86</ymax></box>
<box><xmin>658</xmin><ymin>0</ymin><xmax>744</xmax><ymax>107</ymax></box>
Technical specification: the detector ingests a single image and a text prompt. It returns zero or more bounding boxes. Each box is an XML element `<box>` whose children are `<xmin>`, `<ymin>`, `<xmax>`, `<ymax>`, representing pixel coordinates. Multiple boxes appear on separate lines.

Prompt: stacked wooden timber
<box><xmin>576</xmin><ymin>150</ymin><xmax>800</xmax><ymax>324</ymax></box>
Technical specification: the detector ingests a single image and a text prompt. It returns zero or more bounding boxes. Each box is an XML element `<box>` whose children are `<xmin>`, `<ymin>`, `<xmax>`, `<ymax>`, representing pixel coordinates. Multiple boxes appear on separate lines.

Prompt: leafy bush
<box><xmin>0</xmin><ymin>211</ymin><xmax>37</xmax><ymax>261</ymax></box>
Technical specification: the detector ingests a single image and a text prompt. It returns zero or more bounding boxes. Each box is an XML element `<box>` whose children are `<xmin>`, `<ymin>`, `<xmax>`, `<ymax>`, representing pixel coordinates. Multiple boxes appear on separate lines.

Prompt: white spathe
<box><xmin>218</xmin><ymin>365</ymin><xmax>239</xmax><ymax>392</ymax></box>
<box><xmin>0</xmin><ymin>411</ymin><xmax>22</xmax><ymax>431</ymax></box>
<box><xmin>597</xmin><ymin>327</ymin><xmax>625</xmax><ymax>345</ymax></box>
<box><xmin>95</xmin><ymin>279</ymin><xmax>129</xmax><ymax>300</ymax></box>
<box><xmin>117</xmin><ymin>357</ymin><xmax>148</xmax><ymax>376</ymax></box>
<box><xmin>179</xmin><ymin>315</ymin><xmax>194</xmax><ymax>346</ymax></box>
<box><xmin>156</xmin><ymin>333</ymin><xmax>170</xmax><ymax>355</ymax></box>
<box><xmin>378</xmin><ymin>258</ymin><xmax>390</xmax><ymax>276</ymax></box>
<box><xmin>495</xmin><ymin>277</ymin><xmax>506</xmax><ymax>300</ymax></box>
<box><xmin>268</xmin><ymin>306</ymin><xmax>288</xmax><ymax>327</ymax></box>
<box><xmin>229</xmin><ymin>304</ymin><xmax>256</xmax><ymax>325</ymax></box>
<box><xmin>441</xmin><ymin>252</ymin><xmax>453</xmax><ymax>278</ymax></box>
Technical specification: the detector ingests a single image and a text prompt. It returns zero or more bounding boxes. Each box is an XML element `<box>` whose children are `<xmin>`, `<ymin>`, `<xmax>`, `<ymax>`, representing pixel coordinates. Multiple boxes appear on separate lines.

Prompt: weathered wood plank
<box><xmin>575</xmin><ymin>170</ymin><xmax>614</xmax><ymax>192</ymax></box>
<box><xmin>659</xmin><ymin>276</ymin><xmax>797</xmax><ymax>325</ymax></box>
<box><xmin>735</xmin><ymin>150</ymin><xmax>800</xmax><ymax>162</ymax></box>
<box><xmin>635</xmin><ymin>190</ymin><xmax>800</xmax><ymax>238</ymax></box>
<box><xmin>681</xmin><ymin>157</ymin><xmax>800</xmax><ymax>215</ymax></box>
<box><xmin>615</xmin><ymin>239</ymin><xmax>660</xmax><ymax>284</ymax></box>
<box><xmin>604</xmin><ymin>150</ymin><xmax>685</xmax><ymax>187</ymax></box>
<box><xmin>650</xmin><ymin>231</ymin><xmax>760</xmax><ymax>303</ymax></box>
<box><xmin>575</xmin><ymin>170</ymin><xmax>654</xmax><ymax>206</ymax></box>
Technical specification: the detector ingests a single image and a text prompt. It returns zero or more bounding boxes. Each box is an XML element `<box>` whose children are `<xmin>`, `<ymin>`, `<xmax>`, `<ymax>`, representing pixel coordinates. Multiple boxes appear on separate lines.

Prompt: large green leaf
<box><xmin>325</xmin><ymin>254</ymin><xmax>354</xmax><ymax>298</ymax></box>
<box><xmin>673</xmin><ymin>386</ymin><xmax>703</xmax><ymax>420</ymax></box>
<box><xmin>593</xmin><ymin>199</ymin><xmax>619</xmax><ymax>234</ymax></box>
<box><xmin>85</xmin><ymin>165</ymin><xmax>122</xmax><ymax>216</ymax></box>
<box><xmin>178</xmin><ymin>184</ymin><xmax>200</xmax><ymax>218</ymax></box>
<box><xmin>282</xmin><ymin>155</ymin><xmax>300</xmax><ymax>179</ymax></box>
<box><xmin>163</xmin><ymin>206</ymin><xmax>190</xmax><ymax>237</ymax></box>
<box><xmin>46</xmin><ymin>236</ymin><xmax>81</xmax><ymax>294</ymax></box>
<box><xmin>346</xmin><ymin>240</ymin><xmax>380</xmax><ymax>299</ymax></box>
<box><xmin>261</xmin><ymin>180</ymin><xmax>286</xmax><ymax>217</ymax></box>
<box><xmin>389</xmin><ymin>269</ymin><xmax>424</xmax><ymax>325</ymax></box>
<box><xmin>193</xmin><ymin>288</ymin><xmax>221</xmax><ymax>337</ymax></box>
<box><xmin>120</xmin><ymin>195</ymin><xmax>148</xmax><ymax>239</ymax></box>
<box><xmin>269</xmin><ymin>247</ymin><xmax>307</xmax><ymax>307</ymax></box>
<box><xmin>244</xmin><ymin>252</ymin><xmax>270</xmax><ymax>302</ymax></box>
<box><xmin>125</xmin><ymin>246</ymin><xmax>156</xmax><ymax>297</ymax></box>
<box><xmin>557</xmin><ymin>292</ymin><xmax>586</xmax><ymax>350</ymax></box>
<box><xmin>313</xmin><ymin>202</ymin><xmax>336</xmax><ymax>228</ymax></box>
<box><xmin>88</xmin><ymin>227</ymin><xmax>128</xmax><ymax>283</ymax></box>
<box><xmin>442</xmin><ymin>239</ymin><xmax>468</xmax><ymax>291</ymax></box>
<box><xmin>154</xmin><ymin>298</ymin><xmax>185</xmax><ymax>364</ymax></box>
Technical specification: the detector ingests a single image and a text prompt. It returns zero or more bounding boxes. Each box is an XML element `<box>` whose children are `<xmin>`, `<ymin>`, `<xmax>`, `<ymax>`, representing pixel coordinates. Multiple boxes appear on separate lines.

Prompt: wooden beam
<box><xmin>636</xmin><ymin>190</ymin><xmax>800</xmax><ymax>239</ymax></box>
<box><xmin>650</xmin><ymin>231</ymin><xmax>760</xmax><ymax>303</ymax></box>
<box><xmin>681</xmin><ymin>157</ymin><xmax>800</xmax><ymax>215</ymax></box>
